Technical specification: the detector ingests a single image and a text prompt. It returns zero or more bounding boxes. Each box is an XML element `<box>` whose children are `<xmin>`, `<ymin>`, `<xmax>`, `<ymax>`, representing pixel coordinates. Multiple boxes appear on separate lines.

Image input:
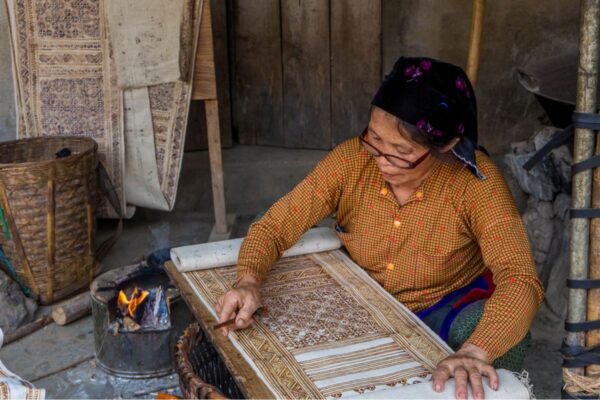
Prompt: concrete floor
<box><xmin>0</xmin><ymin>145</ymin><xmax>565</xmax><ymax>399</ymax></box>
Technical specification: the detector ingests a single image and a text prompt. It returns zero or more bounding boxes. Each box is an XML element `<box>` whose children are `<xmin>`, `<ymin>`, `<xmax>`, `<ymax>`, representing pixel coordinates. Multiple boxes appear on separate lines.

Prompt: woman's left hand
<box><xmin>431</xmin><ymin>343</ymin><xmax>498</xmax><ymax>400</ymax></box>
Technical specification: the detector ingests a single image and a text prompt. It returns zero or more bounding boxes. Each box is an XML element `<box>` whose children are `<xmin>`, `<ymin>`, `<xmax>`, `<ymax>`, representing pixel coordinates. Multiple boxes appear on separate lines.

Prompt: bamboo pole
<box><xmin>588</xmin><ymin>6</ymin><xmax>600</xmax><ymax>377</ymax></box>
<box><xmin>565</xmin><ymin>0</ymin><xmax>600</xmax><ymax>394</ymax></box>
<box><xmin>466</xmin><ymin>0</ymin><xmax>485</xmax><ymax>86</ymax></box>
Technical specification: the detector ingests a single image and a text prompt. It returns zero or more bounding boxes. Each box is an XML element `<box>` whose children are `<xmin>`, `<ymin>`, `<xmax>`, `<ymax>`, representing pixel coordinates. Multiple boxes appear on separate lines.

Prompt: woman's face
<box><xmin>365</xmin><ymin>107</ymin><xmax>436</xmax><ymax>186</ymax></box>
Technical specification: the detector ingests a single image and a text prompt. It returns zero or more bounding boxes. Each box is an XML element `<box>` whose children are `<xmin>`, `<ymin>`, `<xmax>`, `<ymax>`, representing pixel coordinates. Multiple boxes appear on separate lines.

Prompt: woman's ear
<box><xmin>440</xmin><ymin>137</ymin><xmax>461</xmax><ymax>153</ymax></box>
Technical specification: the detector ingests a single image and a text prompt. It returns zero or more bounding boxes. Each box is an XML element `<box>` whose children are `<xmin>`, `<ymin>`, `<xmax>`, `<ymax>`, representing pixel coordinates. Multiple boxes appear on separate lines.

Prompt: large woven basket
<box><xmin>175</xmin><ymin>323</ymin><xmax>244</xmax><ymax>399</ymax></box>
<box><xmin>0</xmin><ymin>136</ymin><xmax>101</xmax><ymax>304</ymax></box>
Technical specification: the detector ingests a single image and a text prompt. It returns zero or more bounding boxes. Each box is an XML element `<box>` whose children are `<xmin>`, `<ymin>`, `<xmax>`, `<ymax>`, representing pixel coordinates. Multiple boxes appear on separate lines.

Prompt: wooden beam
<box><xmin>205</xmin><ymin>99</ymin><xmax>228</xmax><ymax>235</ymax></box>
<box><xmin>466</xmin><ymin>0</ymin><xmax>485</xmax><ymax>86</ymax></box>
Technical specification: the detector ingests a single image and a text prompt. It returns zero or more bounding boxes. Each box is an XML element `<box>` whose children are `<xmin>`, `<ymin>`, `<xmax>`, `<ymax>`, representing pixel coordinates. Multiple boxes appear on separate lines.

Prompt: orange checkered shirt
<box><xmin>237</xmin><ymin>137</ymin><xmax>544</xmax><ymax>361</ymax></box>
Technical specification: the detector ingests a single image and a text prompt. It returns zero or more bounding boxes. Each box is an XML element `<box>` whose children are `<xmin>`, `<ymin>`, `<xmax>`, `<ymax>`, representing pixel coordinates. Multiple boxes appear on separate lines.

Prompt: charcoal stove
<box><xmin>91</xmin><ymin>261</ymin><xmax>192</xmax><ymax>379</ymax></box>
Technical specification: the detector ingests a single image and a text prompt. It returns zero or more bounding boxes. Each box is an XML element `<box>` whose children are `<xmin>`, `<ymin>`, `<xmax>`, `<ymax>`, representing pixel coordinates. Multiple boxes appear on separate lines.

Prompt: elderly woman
<box><xmin>216</xmin><ymin>57</ymin><xmax>544</xmax><ymax>399</ymax></box>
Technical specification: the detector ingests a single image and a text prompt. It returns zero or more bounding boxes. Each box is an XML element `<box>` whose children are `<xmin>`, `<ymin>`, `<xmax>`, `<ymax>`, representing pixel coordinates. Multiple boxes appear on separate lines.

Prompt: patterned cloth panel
<box><xmin>183</xmin><ymin>250</ymin><xmax>452</xmax><ymax>399</ymax></box>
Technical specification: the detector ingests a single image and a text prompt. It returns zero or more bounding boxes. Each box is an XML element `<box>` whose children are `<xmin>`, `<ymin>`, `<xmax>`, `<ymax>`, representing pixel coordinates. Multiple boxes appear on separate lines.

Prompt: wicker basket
<box><xmin>0</xmin><ymin>136</ymin><xmax>101</xmax><ymax>304</ymax></box>
<box><xmin>175</xmin><ymin>323</ymin><xmax>244</xmax><ymax>399</ymax></box>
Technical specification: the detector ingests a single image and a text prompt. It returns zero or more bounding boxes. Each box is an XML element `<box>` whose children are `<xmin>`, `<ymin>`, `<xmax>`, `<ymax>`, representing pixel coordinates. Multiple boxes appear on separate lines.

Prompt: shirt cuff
<box><xmin>235</xmin><ymin>268</ymin><xmax>266</xmax><ymax>285</ymax></box>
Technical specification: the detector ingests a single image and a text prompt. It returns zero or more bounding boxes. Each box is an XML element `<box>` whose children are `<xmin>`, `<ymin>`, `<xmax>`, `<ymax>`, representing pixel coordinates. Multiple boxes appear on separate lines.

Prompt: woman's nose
<box><xmin>375</xmin><ymin>155</ymin><xmax>392</xmax><ymax>169</ymax></box>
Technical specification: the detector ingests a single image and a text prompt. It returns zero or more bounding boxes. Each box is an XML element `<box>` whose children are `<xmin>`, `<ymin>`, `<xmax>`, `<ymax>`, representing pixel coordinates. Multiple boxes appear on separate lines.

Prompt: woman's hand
<box><xmin>215</xmin><ymin>274</ymin><xmax>262</xmax><ymax>336</ymax></box>
<box><xmin>432</xmin><ymin>343</ymin><xmax>499</xmax><ymax>400</ymax></box>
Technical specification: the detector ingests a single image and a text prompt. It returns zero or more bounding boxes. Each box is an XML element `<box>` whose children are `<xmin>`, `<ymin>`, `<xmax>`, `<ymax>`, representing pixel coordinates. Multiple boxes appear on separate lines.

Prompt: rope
<box><xmin>0</xmin><ymin>247</ymin><xmax>30</xmax><ymax>296</ymax></box>
<box><xmin>563</xmin><ymin>369</ymin><xmax>600</xmax><ymax>398</ymax></box>
<box><xmin>0</xmin><ymin>208</ymin><xmax>10</xmax><ymax>240</ymax></box>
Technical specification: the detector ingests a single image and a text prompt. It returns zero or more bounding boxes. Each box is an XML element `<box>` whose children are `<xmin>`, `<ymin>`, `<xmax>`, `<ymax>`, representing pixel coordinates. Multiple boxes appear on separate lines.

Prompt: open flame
<box><xmin>117</xmin><ymin>287</ymin><xmax>149</xmax><ymax>319</ymax></box>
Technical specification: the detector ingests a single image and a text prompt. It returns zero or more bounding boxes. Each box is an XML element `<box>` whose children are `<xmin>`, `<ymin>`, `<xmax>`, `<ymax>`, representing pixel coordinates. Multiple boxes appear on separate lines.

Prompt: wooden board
<box><xmin>232</xmin><ymin>0</ymin><xmax>284</xmax><ymax>146</ymax></box>
<box><xmin>382</xmin><ymin>0</ymin><xmax>410</xmax><ymax>75</ymax></box>
<box><xmin>192</xmin><ymin>0</ymin><xmax>217</xmax><ymax>99</ymax></box>
<box><xmin>164</xmin><ymin>261</ymin><xmax>273</xmax><ymax>399</ymax></box>
<box><xmin>281</xmin><ymin>0</ymin><xmax>330</xmax><ymax>149</ymax></box>
<box><xmin>331</xmin><ymin>0</ymin><xmax>381</xmax><ymax>147</ymax></box>
<box><xmin>210</xmin><ymin>0</ymin><xmax>233</xmax><ymax>148</ymax></box>
<box><xmin>187</xmin><ymin>0</ymin><xmax>232</xmax><ymax>150</ymax></box>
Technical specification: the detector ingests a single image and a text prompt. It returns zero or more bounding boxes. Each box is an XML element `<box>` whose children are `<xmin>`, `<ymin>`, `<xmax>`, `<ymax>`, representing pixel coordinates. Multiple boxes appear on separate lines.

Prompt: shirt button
<box><xmin>380</xmin><ymin>187</ymin><xmax>389</xmax><ymax>196</ymax></box>
<box><xmin>386</xmin><ymin>263</ymin><xmax>394</xmax><ymax>271</ymax></box>
<box><xmin>393</xmin><ymin>220</ymin><xmax>401</xmax><ymax>227</ymax></box>
<box><xmin>415</xmin><ymin>191</ymin><xmax>424</xmax><ymax>200</ymax></box>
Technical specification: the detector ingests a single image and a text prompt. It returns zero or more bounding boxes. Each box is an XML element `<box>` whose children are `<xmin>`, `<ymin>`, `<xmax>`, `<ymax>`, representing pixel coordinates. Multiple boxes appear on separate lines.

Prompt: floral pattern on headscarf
<box><xmin>404</xmin><ymin>59</ymin><xmax>433</xmax><ymax>82</ymax></box>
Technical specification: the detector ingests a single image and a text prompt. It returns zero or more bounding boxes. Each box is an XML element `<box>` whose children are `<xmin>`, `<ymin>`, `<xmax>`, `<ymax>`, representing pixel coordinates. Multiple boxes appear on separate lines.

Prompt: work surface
<box><xmin>165</xmin><ymin>246</ymin><xmax>530</xmax><ymax>399</ymax></box>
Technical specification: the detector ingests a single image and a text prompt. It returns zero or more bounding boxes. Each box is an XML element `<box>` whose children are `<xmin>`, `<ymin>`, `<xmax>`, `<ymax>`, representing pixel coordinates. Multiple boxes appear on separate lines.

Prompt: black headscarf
<box><xmin>371</xmin><ymin>56</ymin><xmax>485</xmax><ymax>179</ymax></box>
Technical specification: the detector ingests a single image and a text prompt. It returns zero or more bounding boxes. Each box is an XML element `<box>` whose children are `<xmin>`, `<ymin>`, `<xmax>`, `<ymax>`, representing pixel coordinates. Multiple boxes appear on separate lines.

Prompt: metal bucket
<box><xmin>91</xmin><ymin>262</ymin><xmax>192</xmax><ymax>379</ymax></box>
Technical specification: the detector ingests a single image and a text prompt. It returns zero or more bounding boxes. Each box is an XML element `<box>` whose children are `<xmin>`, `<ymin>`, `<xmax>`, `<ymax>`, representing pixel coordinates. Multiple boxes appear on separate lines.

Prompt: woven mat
<box><xmin>5</xmin><ymin>0</ymin><xmax>202</xmax><ymax>216</ymax></box>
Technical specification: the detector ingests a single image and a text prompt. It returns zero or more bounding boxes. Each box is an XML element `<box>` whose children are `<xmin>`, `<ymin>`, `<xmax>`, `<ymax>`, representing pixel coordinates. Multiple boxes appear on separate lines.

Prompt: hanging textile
<box><xmin>6</xmin><ymin>0</ymin><xmax>203</xmax><ymax>216</ymax></box>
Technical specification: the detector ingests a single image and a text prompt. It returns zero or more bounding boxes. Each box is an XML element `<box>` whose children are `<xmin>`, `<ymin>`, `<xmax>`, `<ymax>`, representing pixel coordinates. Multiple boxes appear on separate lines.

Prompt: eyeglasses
<box><xmin>359</xmin><ymin>129</ymin><xmax>430</xmax><ymax>169</ymax></box>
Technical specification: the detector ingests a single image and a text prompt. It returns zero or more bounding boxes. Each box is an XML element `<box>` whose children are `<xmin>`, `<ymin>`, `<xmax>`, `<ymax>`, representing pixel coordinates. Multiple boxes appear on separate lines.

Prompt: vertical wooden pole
<box><xmin>466</xmin><ymin>0</ymin><xmax>485</xmax><ymax>86</ymax></box>
<box><xmin>566</xmin><ymin>0</ymin><xmax>600</xmax><ymax>394</ymax></box>
<box><xmin>46</xmin><ymin>178</ymin><xmax>55</xmax><ymax>303</ymax></box>
<box><xmin>587</xmin><ymin>2</ymin><xmax>600</xmax><ymax>377</ymax></box>
<box><xmin>205</xmin><ymin>99</ymin><xmax>228</xmax><ymax>235</ymax></box>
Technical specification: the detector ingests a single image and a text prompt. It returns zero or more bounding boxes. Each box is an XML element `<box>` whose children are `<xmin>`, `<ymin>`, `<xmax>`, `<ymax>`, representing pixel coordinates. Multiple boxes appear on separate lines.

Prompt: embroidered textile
<box><xmin>183</xmin><ymin>250</ymin><xmax>453</xmax><ymax>399</ymax></box>
<box><xmin>6</xmin><ymin>0</ymin><xmax>201</xmax><ymax>216</ymax></box>
<box><xmin>105</xmin><ymin>0</ymin><xmax>187</xmax><ymax>88</ymax></box>
<box><xmin>0</xmin><ymin>330</ymin><xmax>45</xmax><ymax>400</ymax></box>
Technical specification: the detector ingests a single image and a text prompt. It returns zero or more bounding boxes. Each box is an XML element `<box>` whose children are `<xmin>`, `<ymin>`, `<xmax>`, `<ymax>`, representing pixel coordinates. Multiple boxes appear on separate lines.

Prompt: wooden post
<box><xmin>192</xmin><ymin>0</ymin><xmax>233</xmax><ymax>239</ymax></box>
<box><xmin>565</xmin><ymin>0</ymin><xmax>600</xmax><ymax>395</ymax></box>
<box><xmin>466</xmin><ymin>0</ymin><xmax>485</xmax><ymax>86</ymax></box>
<box><xmin>205</xmin><ymin>99</ymin><xmax>228</xmax><ymax>236</ymax></box>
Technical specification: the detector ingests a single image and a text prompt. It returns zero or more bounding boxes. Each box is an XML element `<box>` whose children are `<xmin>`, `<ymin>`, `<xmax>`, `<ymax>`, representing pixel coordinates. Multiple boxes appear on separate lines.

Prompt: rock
<box><xmin>504</xmin><ymin>153</ymin><xmax>558</xmax><ymax>201</ymax></box>
<box><xmin>533</xmin><ymin>126</ymin><xmax>561</xmax><ymax>152</ymax></box>
<box><xmin>550</xmin><ymin>145</ymin><xmax>572</xmax><ymax>193</ymax></box>
<box><xmin>543</xmin><ymin>219</ymin><xmax>570</xmax><ymax>320</ymax></box>
<box><xmin>494</xmin><ymin>156</ymin><xmax>528</xmax><ymax>214</ymax></box>
<box><xmin>522</xmin><ymin>199</ymin><xmax>554</xmax><ymax>269</ymax></box>
<box><xmin>0</xmin><ymin>269</ymin><xmax>37</xmax><ymax>335</ymax></box>
<box><xmin>553</xmin><ymin>193</ymin><xmax>571</xmax><ymax>220</ymax></box>
<box><xmin>511</xmin><ymin>140</ymin><xmax>535</xmax><ymax>155</ymax></box>
<box><xmin>537</xmin><ymin>201</ymin><xmax>554</xmax><ymax>219</ymax></box>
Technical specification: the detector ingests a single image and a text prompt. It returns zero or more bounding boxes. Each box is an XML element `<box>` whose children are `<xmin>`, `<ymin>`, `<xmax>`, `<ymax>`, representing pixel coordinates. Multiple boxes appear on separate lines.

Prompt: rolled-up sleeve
<box><xmin>236</xmin><ymin>143</ymin><xmax>349</xmax><ymax>282</ymax></box>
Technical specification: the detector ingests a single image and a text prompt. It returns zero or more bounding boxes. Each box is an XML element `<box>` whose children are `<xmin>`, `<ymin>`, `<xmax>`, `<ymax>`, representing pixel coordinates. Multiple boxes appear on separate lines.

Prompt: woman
<box><xmin>216</xmin><ymin>57</ymin><xmax>544</xmax><ymax>400</ymax></box>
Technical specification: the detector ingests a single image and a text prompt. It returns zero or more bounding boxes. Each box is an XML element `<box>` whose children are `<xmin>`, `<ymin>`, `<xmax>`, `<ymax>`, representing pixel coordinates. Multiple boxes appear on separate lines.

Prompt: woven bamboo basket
<box><xmin>175</xmin><ymin>323</ymin><xmax>244</xmax><ymax>399</ymax></box>
<box><xmin>0</xmin><ymin>136</ymin><xmax>101</xmax><ymax>304</ymax></box>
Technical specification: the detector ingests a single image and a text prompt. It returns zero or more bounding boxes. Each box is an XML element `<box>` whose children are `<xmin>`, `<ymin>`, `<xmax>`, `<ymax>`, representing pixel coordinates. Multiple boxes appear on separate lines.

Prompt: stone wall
<box><xmin>504</xmin><ymin>127</ymin><xmax>572</xmax><ymax>323</ymax></box>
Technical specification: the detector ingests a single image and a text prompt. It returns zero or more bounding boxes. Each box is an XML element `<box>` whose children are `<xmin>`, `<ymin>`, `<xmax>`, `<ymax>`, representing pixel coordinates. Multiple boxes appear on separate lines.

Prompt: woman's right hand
<box><xmin>215</xmin><ymin>274</ymin><xmax>262</xmax><ymax>336</ymax></box>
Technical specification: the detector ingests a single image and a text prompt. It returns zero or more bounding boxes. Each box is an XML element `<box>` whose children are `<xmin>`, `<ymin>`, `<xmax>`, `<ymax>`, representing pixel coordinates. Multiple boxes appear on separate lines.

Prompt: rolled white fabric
<box><xmin>171</xmin><ymin>227</ymin><xmax>342</xmax><ymax>272</ymax></box>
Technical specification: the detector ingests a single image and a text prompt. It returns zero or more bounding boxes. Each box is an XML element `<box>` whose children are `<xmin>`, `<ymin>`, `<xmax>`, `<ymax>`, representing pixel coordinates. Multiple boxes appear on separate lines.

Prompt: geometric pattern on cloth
<box><xmin>5</xmin><ymin>0</ymin><xmax>200</xmax><ymax>216</ymax></box>
<box><xmin>183</xmin><ymin>250</ymin><xmax>452</xmax><ymax>399</ymax></box>
<box><xmin>0</xmin><ymin>330</ymin><xmax>45</xmax><ymax>400</ymax></box>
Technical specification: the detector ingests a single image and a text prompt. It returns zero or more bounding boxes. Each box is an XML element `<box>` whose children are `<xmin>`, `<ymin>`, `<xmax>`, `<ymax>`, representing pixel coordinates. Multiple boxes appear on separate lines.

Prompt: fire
<box><xmin>117</xmin><ymin>287</ymin><xmax>149</xmax><ymax>319</ymax></box>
